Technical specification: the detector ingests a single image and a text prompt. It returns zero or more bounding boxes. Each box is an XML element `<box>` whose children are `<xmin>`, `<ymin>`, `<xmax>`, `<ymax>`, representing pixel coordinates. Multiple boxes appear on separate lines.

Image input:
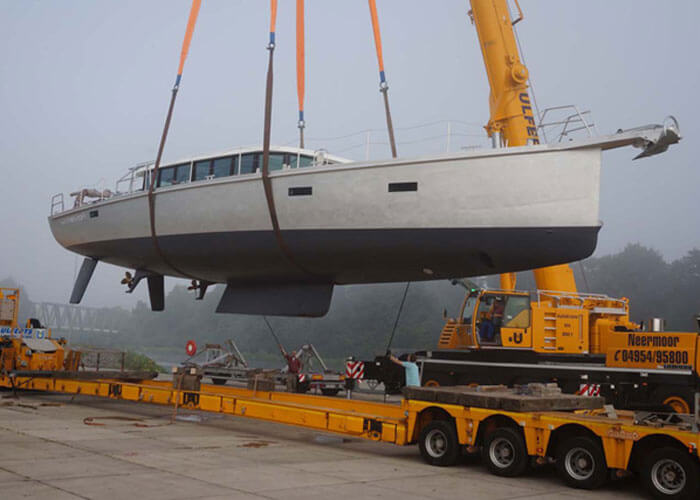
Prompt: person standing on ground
<box><xmin>389</xmin><ymin>353</ymin><xmax>420</xmax><ymax>387</ymax></box>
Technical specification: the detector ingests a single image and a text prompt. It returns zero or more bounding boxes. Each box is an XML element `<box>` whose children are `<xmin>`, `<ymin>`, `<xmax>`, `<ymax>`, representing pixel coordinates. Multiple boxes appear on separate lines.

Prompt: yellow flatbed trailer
<box><xmin>1</xmin><ymin>374</ymin><xmax>698</xmax><ymax>499</ymax></box>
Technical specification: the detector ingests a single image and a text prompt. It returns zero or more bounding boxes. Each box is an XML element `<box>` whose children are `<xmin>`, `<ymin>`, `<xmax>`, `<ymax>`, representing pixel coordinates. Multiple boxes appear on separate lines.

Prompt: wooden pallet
<box><xmin>403</xmin><ymin>385</ymin><xmax>604</xmax><ymax>412</ymax></box>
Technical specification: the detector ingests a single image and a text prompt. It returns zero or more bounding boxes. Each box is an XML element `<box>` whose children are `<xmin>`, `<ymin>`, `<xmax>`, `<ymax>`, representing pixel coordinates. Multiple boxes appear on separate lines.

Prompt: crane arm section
<box><xmin>469</xmin><ymin>0</ymin><xmax>577</xmax><ymax>293</ymax></box>
<box><xmin>469</xmin><ymin>0</ymin><xmax>538</xmax><ymax>147</ymax></box>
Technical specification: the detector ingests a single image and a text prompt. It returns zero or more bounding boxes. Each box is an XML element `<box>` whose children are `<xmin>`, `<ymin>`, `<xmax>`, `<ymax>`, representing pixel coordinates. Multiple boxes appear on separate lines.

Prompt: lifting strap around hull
<box><xmin>147</xmin><ymin>0</ymin><xmax>202</xmax><ymax>282</ymax></box>
<box><xmin>260</xmin><ymin>0</ymin><xmax>321</xmax><ymax>281</ymax></box>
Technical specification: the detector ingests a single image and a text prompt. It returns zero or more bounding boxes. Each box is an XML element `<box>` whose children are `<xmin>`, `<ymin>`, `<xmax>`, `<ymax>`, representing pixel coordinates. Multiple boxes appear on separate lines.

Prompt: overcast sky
<box><xmin>1</xmin><ymin>0</ymin><xmax>698</xmax><ymax>308</ymax></box>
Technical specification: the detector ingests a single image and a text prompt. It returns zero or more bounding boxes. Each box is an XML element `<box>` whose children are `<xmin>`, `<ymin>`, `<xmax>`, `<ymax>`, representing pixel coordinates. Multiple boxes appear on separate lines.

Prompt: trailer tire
<box><xmin>418</xmin><ymin>420</ymin><xmax>459</xmax><ymax>467</ymax></box>
<box><xmin>555</xmin><ymin>436</ymin><xmax>607</xmax><ymax>489</ymax></box>
<box><xmin>482</xmin><ymin>427</ymin><xmax>529</xmax><ymax>477</ymax></box>
<box><xmin>641</xmin><ymin>447</ymin><xmax>700</xmax><ymax>499</ymax></box>
<box><xmin>211</xmin><ymin>378</ymin><xmax>227</xmax><ymax>386</ymax></box>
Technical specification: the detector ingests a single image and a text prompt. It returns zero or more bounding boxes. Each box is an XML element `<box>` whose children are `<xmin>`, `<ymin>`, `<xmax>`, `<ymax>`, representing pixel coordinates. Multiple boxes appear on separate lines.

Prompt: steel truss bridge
<box><xmin>29</xmin><ymin>302</ymin><xmax>122</xmax><ymax>336</ymax></box>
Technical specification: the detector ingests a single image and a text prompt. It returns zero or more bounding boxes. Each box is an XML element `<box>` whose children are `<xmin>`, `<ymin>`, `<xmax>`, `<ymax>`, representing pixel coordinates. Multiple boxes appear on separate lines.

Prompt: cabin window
<box><xmin>240</xmin><ymin>153</ymin><xmax>260</xmax><ymax>174</ymax></box>
<box><xmin>213</xmin><ymin>155</ymin><xmax>237</xmax><ymax>177</ymax></box>
<box><xmin>192</xmin><ymin>156</ymin><xmax>237</xmax><ymax>181</ymax></box>
<box><xmin>288</xmin><ymin>153</ymin><xmax>299</xmax><ymax>169</ymax></box>
<box><xmin>299</xmin><ymin>155</ymin><xmax>314</xmax><ymax>168</ymax></box>
<box><xmin>269</xmin><ymin>153</ymin><xmax>285</xmax><ymax>171</ymax></box>
<box><xmin>157</xmin><ymin>166</ymin><xmax>176</xmax><ymax>187</ymax></box>
<box><xmin>193</xmin><ymin>160</ymin><xmax>212</xmax><ymax>181</ymax></box>
<box><xmin>173</xmin><ymin>163</ymin><xmax>191</xmax><ymax>185</ymax></box>
<box><xmin>157</xmin><ymin>163</ymin><xmax>190</xmax><ymax>187</ymax></box>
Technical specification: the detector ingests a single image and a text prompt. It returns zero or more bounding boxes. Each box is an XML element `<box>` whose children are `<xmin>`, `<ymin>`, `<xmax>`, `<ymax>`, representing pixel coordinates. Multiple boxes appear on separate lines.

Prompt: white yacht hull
<box><xmin>50</xmin><ymin>146</ymin><xmax>601</xmax><ymax>288</ymax></box>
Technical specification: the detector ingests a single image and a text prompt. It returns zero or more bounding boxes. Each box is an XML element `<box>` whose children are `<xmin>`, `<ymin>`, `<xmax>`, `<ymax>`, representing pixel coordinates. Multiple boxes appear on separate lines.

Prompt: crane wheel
<box><xmin>422</xmin><ymin>374</ymin><xmax>455</xmax><ymax>387</ymax></box>
<box><xmin>641</xmin><ymin>447</ymin><xmax>700</xmax><ymax>499</ymax></box>
<box><xmin>662</xmin><ymin>395</ymin><xmax>691</xmax><ymax>414</ymax></box>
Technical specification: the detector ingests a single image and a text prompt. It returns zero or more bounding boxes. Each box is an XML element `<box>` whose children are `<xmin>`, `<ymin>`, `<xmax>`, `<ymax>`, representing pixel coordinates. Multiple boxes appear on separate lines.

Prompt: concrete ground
<box><xmin>0</xmin><ymin>391</ymin><xmax>647</xmax><ymax>500</ymax></box>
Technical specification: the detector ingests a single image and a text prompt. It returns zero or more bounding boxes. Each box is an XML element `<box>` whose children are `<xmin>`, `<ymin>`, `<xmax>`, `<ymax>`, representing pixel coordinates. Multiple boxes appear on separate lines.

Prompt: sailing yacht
<box><xmin>48</xmin><ymin>122</ymin><xmax>679</xmax><ymax>316</ymax></box>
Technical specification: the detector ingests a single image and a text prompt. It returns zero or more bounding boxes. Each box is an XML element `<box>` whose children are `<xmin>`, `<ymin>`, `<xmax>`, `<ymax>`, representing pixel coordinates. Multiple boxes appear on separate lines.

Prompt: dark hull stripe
<box><xmin>68</xmin><ymin>225</ymin><xmax>601</xmax><ymax>285</ymax></box>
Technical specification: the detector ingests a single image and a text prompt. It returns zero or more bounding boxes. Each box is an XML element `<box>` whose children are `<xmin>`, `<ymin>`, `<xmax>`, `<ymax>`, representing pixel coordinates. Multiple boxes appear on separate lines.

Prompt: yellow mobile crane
<box><xmin>384</xmin><ymin>1</ymin><xmax>698</xmax><ymax>413</ymax></box>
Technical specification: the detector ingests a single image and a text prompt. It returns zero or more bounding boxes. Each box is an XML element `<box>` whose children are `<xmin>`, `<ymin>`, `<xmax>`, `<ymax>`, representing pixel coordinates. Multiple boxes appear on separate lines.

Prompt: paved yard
<box><xmin>0</xmin><ymin>391</ymin><xmax>646</xmax><ymax>499</ymax></box>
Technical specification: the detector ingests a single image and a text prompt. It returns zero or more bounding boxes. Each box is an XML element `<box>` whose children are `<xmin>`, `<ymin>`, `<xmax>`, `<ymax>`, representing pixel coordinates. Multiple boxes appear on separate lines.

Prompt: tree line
<box><xmin>3</xmin><ymin>244</ymin><xmax>699</xmax><ymax>363</ymax></box>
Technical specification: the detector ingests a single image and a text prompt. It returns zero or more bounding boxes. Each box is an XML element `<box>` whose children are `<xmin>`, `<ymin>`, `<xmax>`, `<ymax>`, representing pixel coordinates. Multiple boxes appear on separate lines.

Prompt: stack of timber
<box><xmin>247</xmin><ymin>369</ymin><xmax>277</xmax><ymax>391</ymax></box>
<box><xmin>403</xmin><ymin>383</ymin><xmax>603</xmax><ymax>412</ymax></box>
<box><xmin>172</xmin><ymin>366</ymin><xmax>202</xmax><ymax>391</ymax></box>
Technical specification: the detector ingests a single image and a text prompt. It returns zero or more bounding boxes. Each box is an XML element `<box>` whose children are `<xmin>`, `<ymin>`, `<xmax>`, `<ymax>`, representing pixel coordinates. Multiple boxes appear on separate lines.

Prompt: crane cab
<box><xmin>439</xmin><ymin>289</ymin><xmax>532</xmax><ymax>350</ymax></box>
<box><xmin>438</xmin><ymin>286</ymin><xmax>645</xmax><ymax>356</ymax></box>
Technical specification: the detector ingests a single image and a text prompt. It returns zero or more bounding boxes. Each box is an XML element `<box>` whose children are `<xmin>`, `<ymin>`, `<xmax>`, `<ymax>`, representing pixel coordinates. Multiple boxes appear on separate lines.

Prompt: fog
<box><xmin>1</xmin><ymin>0</ymin><xmax>698</xmax><ymax>308</ymax></box>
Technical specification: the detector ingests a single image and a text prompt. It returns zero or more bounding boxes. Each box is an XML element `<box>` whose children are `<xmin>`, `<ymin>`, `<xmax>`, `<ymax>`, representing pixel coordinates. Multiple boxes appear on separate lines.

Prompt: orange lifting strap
<box><xmin>146</xmin><ymin>0</ymin><xmax>202</xmax><ymax>286</ymax></box>
<box><xmin>367</xmin><ymin>0</ymin><xmax>397</xmax><ymax>158</ymax></box>
<box><xmin>368</xmin><ymin>0</ymin><xmax>386</xmax><ymax>77</ymax></box>
<box><xmin>177</xmin><ymin>0</ymin><xmax>202</xmax><ymax>79</ymax></box>
<box><xmin>296</xmin><ymin>0</ymin><xmax>306</xmax><ymax>148</ymax></box>
<box><xmin>260</xmin><ymin>0</ymin><xmax>316</xmax><ymax>278</ymax></box>
<box><xmin>270</xmin><ymin>0</ymin><xmax>278</xmax><ymax>36</ymax></box>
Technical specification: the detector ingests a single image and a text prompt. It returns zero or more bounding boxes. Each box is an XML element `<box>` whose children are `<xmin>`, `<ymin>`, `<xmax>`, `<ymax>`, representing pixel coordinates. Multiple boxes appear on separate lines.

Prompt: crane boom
<box><xmin>469</xmin><ymin>0</ymin><xmax>577</xmax><ymax>293</ymax></box>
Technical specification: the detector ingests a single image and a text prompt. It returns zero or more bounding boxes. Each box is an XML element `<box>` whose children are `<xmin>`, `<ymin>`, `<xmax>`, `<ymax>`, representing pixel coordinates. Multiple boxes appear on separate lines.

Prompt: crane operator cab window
<box><xmin>477</xmin><ymin>294</ymin><xmax>531</xmax><ymax>346</ymax></box>
<box><xmin>503</xmin><ymin>296</ymin><xmax>530</xmax><ymax>329</ymax></box>
<box><xmin>477</xmin><ymin>294</ymin><xmax>506</xmax><ymax>345</ymax></box>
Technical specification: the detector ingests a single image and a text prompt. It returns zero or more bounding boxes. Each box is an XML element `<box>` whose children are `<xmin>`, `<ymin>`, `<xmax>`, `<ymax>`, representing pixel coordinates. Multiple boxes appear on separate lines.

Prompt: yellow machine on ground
<box><xmin>0</xmin><ymin>287</ymin><xmax>153</xmax><ymax>379</ymax></box>
<box><xmin>0</xmin><ymin>287</ymin><xmax>69</xmax><ymax>372</ymax></box>
<box><xmin>407</xmin><ymin>1</ymin><xmax>698</xmax><ymax>413</ymax></box>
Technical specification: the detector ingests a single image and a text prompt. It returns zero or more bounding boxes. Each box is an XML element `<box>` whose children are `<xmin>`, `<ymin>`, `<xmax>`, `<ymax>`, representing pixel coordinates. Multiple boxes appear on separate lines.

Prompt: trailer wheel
<box><xmin>641</xmin><ymin>447</ymin><xmax>699</xmax><ymax>499</ymax></box>
<box><xmin>418</xmin><ymin>420</ymin><xmax>459</xmax><ymax>466</ymax></box>
<box><xmin>211</xmin><ymin>378</ymin><xmax>227</xmax><ymax>386</ymax></box>
<box><xmin>482</xmin><ymin>427</ymin><xmax>529</xmax><ymax>477</ymax></box>
<box><xmin>555</xmin><ymin>436</ymin><xmax>607</xmax><ymax>489</ymax></box>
